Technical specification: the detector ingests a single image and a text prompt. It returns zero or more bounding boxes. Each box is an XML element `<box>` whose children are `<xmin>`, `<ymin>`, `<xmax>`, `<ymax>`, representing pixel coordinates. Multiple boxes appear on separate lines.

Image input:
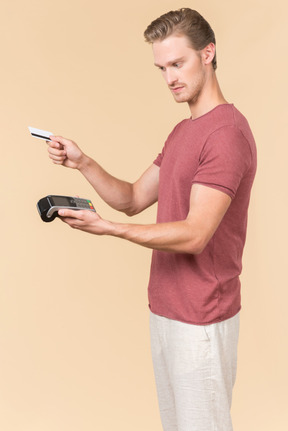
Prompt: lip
<box><xmin>171</xmin><ymin>86</ymin><xmax>185</xmax><ymax>93</ymax></box>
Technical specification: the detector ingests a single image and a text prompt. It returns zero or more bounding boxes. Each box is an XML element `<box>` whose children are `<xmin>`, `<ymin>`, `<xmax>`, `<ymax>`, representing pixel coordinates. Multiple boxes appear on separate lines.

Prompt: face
<box><xmin>152</xmin><ymin>35</ymin><xmax>208</xmax><ymax>107</ymax></box>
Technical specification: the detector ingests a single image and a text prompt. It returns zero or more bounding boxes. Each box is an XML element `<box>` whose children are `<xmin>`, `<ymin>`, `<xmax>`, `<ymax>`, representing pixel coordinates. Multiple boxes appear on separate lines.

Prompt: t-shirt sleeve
<box><xmin>192</xmin><ymin>125</ymin><xmax>252</xmax><ymax>199</ymax></box>
<box><xmin>153</xmin><ymin>122</ymin><xmax>182</xmax><ymax>167</ymax></box>
<box><xmin>153</xmin><ymin>151</ymin><xmax>163</xmax><ymax>167</ymax></box>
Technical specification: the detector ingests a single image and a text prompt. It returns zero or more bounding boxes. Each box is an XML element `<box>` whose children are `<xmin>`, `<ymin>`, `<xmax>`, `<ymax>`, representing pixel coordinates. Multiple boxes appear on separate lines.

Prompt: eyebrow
<box><xmin>154</xmin><ymin>57</ymin><xmax>186</xmax><ymax>68</ymax></box>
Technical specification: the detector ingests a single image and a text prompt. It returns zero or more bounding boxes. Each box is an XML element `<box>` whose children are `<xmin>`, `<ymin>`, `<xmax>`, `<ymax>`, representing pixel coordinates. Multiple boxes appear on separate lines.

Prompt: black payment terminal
<box><xmin>37</xmin><ymin>195</ymin><xmax>96</xmax><ymax>222</ymax></box>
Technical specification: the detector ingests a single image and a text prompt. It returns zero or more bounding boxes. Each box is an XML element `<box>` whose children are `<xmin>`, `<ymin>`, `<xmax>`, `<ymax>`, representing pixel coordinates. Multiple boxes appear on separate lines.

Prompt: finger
<box><xmin>58</xmin><ymin>209</ymin><xmax>84</xmax><ymax>219</ymax></box>
<box><xmin>50</xmin><ymin>135</ymin><xmax>72</xmax><ymax>147</ymax></box>
<box><xmin>48</xmin><ymin>150</ymin><xmax>66</xmax><ymax>162</ymax></box>
<box><xmin>52</xmin><ymin>160</ymin><xmax>66</xmax><ymax>165</ymax></box>
<box><xmin>49</xmin><ymin>155</ymin><xmax>66</xmax><ymax>164</ymax></box>
<box><xmin>47</xmin><ymin>146</ymin><xmax>66</xmax><ymax>157</ymax></box>
<box><xmin>46</xmin><ymin>140</ymin><xmax>64</xmax><ymax>150</ymax></box>
<box><xmin>59</xmin><ymin>217</ymin><xmax>80</xmax><ymax>228</ymax></box>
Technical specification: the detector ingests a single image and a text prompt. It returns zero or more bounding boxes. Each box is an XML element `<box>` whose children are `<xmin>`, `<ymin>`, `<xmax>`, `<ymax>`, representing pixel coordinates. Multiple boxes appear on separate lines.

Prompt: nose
<box><xmin>165</xmin><ymin>68</ymin><xmax>178</xmax><ymax>86</ymax></box>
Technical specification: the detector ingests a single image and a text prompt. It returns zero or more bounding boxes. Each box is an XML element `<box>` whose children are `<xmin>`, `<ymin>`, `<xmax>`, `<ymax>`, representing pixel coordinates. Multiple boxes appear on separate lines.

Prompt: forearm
<box><xmin>58</xmin><ymin>183</ymin><xmax>230</xmax><ymax>254</ymax></box>
<box><xmin>78</xmin><ymin>155</ymin><xmax>134</xmax><ymax>213</ymax></box>
<box><xmin>48</xmin><ymin>136</ymin><xmax>158</xmax><ymax>216</ymax></box>
<box><xmin>59</xmin><ymin>208</ymin><xmax>203</xmax><ymax>254</ymax></box>
<box><xmin>106</xmin><ymin>219</ymin><xmax>205</xmax><ymax>254</ymax></box>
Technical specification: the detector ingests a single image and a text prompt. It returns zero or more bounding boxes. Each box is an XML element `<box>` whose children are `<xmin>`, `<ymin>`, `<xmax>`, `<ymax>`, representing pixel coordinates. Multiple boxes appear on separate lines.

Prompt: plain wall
<box><xmin>1</xmin><ymin>0</ymin><xmax>287</xmax><ymax>430</ymax></box>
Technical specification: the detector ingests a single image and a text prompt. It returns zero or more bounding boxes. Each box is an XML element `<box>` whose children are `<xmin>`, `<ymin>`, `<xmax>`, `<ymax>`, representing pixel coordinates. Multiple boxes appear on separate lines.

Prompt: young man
<box><xmin>47</xmin><ymin>8</ymin><xmax>256</xmax><ymax>431</ymax></box>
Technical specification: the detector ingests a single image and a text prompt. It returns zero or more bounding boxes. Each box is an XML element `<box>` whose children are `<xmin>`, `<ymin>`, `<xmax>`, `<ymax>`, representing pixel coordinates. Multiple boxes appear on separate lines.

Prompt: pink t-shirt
<box><xmin>148</xmin><ymin>104</ymin><xmax>257</xmax><ymax>325</ymax></box>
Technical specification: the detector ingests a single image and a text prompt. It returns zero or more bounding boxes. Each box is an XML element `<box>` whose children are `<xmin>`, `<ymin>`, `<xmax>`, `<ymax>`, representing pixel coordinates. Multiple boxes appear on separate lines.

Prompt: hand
<box><xmin>47</xmin><ymin>136</ymin><xmax>87</xmax><ymax>170</ymax></box>
<box><xmin>58</xmin><ymin>209</ymin><xmax>113</xmax><ymax>236</ymax></box>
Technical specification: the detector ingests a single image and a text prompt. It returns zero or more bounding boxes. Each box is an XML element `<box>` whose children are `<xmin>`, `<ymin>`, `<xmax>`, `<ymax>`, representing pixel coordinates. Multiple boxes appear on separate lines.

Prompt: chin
<box><xmin>174</xmin><ymin>98</ymin><xmax>187</xmax><ymax>104</ymax></box>
<box><xmin>173</xmin><ymin>93</ymin><xmax>189</xmax><ymax>104</ymax></box>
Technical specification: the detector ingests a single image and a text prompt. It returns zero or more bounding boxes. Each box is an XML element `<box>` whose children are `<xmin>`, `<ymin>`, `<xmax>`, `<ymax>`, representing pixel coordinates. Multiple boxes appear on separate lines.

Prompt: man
<box><xmin>46</xmin><ymin>8</ymin><xmax>257</xmax><ymax>431</ymax></box>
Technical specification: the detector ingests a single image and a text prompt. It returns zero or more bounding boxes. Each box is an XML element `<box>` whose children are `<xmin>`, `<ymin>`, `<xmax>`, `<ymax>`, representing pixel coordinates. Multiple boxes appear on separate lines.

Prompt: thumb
<box><xmin>50</xmin><ymin>135</ymin><xmax>72</xmax><ymax>148</ymax></box>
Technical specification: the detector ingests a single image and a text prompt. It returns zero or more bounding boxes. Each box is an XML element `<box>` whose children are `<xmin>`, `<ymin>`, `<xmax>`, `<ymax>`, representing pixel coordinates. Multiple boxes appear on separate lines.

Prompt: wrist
<box><xmin>107</xmin><ymin>222</ymin><xmax>127</xmax><ymax>239</ymax></box>
<box><xmin>77</xmin><ymin>153</ymin><xmax>90</xmax><ymax>172</ymax></box>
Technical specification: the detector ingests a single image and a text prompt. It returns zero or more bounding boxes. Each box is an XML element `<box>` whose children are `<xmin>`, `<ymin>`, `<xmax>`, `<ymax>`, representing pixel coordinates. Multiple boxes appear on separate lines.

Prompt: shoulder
<box><xmin>207</xmin><ymin>105</ymin><xmax>256</xmax><ymax>161</ymax></box>
<box><xmin>163</xmin><ymin>118</ymin><xmax>192</xmax><ymax>147</ymax></box>
<box><xmin>169</xmin><ymin>118</ymin><xmax>191</xmax><ymax>135</ymax></box>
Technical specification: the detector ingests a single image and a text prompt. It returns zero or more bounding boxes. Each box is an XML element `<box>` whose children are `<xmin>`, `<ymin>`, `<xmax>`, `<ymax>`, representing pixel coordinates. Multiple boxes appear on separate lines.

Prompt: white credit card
<box><xmin>28</xmin><ymin>126</ymin><xmax>53</xmax><ymax>141</ymax></box>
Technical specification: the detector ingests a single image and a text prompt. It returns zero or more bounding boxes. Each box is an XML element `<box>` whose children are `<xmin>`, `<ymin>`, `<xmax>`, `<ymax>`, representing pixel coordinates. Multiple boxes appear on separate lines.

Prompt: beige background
<box><xmin>0</xmin><ymin>0</ymin><xmax>287</xmax><ymax>429</ymax></box>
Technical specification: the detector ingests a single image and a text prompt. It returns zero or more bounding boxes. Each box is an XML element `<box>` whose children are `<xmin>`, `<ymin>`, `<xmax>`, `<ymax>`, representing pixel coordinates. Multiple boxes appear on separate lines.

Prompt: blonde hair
<box><xmin>144</xmin><ymin>8</ymin><xmax>217</xmax><ymax>70</ymax></box>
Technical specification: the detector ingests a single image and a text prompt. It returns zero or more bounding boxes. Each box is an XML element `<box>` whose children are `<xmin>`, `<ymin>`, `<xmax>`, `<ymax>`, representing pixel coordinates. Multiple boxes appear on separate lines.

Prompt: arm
<box><xmin>58</xmin><ymin>183</ymin><xmax>231</xmax><ymax>255</ymax></box>
<box><xmin>47</xmin><ymin>136</ymin><xmax>159</xmax><ymax>215</ymax></box>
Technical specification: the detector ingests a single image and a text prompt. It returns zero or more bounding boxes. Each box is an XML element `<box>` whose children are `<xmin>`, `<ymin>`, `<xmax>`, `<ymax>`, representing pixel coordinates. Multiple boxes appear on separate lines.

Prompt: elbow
<box><xmin>119</xmin><ymin>189</ymin><xmax>141</xmax><ymax>217</ymax></box>
<box><xmin>192</xmin><ymin>244</ymin><xmax>206</xmax><ymax>255</ymax></box>
<box><xmin>186</xmin><ymin>235</ymin><xmax>208</xmax><ymax>255</ymax></box>
<box><xmin>183</xmin><ymin>220</ymin><xmax>212</xmax><ymax>255</ymax></box>
<box><xmin>114</xmin><ymin>198</ymin><xmax>140</xmax><ymax>217</ymax></box>
<box><xmin>123</xmin><ymin>208</ymin><xmax>137</xmax><ymax>217</ymax></box>
<box><xmin>122</xmin><ymin>205</ymin><xmax>141</xmax><ymax>217</ymax></box>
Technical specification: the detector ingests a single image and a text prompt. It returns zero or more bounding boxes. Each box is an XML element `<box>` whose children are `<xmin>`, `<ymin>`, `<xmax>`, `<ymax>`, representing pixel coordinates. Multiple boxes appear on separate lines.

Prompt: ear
<box><xmin>201</xmin><ymin>43</ymin><xmax>216</xmax><ymax>67</ymax></box>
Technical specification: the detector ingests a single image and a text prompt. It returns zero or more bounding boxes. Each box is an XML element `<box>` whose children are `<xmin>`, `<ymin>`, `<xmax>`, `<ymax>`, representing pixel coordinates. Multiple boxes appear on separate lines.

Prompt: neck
<box><xmin>188</xmin><ymin>71</ymin><xmax>228</xmax><ymax>120</ymax></box>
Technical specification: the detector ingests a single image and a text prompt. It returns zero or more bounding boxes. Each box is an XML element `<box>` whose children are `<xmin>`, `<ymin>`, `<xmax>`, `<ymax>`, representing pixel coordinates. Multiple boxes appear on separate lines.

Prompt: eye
<box><xmin>158</xmin><ymin>66</ymin><xmax>166</xmax><ymax>72</ymax></box>
<box><xmin>173</xmin><ymin>63</ymin><xmax>181</xmax><ymax>68</ymax></box>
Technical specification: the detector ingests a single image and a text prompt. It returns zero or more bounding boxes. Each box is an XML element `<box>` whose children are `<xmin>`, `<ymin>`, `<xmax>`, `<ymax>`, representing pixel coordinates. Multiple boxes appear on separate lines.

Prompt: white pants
<box><xmin>150</xmin><ymin>311</ymin><xmax>240</xmax><ymax>431</ymax></box>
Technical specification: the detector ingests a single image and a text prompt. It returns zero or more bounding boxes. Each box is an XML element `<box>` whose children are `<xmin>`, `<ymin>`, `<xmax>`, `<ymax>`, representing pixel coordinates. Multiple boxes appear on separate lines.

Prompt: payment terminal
<box><xmin>37</xmin><ymin>195</ymin><xmax>96</xmax><ymax>222</ymax></box>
